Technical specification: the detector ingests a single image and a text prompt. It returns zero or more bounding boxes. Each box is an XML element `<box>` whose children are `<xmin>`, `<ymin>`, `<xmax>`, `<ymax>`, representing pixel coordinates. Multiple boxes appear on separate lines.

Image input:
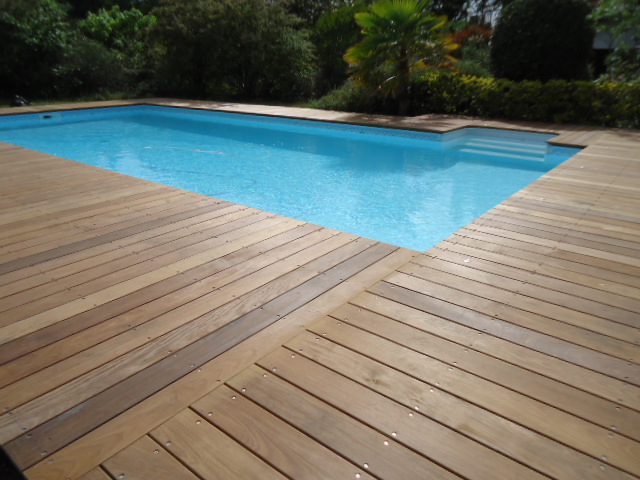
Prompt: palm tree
<box><xmin>344</xmin><ymin>0</ymin><xmax>458</xmax><ymax>115</ymax></box>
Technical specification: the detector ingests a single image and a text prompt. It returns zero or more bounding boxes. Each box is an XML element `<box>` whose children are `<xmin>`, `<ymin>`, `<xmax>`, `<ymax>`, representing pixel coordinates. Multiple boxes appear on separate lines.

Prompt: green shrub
<box><xmin>490</xmin><ymin>0</ymin><xmax>595</xmax><ymax>82</ymax></box>
<box><xmin>312</xmin><ymin>2</ymin><xmax>367</xmax><ymax>95</ymax></box>
<box><xmin>151</xmin><ymin>0</ymin><xmax>316</xmax><ymax>101</ymax></box>
<box><xmin>422</xmin><ymin>73</ymin><xmax>640</xmax><ymax>127</ymax></box>
<box><xmin>306</xmin><ymin>80</ymin><xmax>395</xmax><ymax>114</ymax></box>
<box><xmin>311</xmin><ymin>72</ymin><xmax>640</xmax><ymax>128</ymax></box>
<box><xmin>0</xmin><ymin>0</ymin><xmax>72</xmax><ymax>98</ymax></box>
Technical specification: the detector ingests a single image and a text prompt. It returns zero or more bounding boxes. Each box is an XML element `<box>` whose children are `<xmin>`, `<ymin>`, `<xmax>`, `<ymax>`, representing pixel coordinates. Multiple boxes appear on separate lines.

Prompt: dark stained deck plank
<box><xmin>0</xmin><ymin>226</ymin><xmax>354</xmax><ymax>439</ymax></box>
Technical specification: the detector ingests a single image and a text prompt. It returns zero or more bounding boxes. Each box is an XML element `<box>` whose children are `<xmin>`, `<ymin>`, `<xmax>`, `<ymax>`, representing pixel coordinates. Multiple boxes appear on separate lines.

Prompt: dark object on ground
<box><xmin>10</xmin><ymin>95</ymin><xmax>31</xmax><ymax>107</ymax></box>
<box><xmin>0</xmin><ymin>448</ymin><xmax>24</xmax><ymax>480</ymax></box>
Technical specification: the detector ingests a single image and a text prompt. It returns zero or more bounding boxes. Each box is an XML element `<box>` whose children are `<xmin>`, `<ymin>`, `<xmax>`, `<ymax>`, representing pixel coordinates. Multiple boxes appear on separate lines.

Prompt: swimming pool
<box><xmin>0</xmin><ymin>105</ymin><xmax>580</xmax><ymax>251</ymax></box>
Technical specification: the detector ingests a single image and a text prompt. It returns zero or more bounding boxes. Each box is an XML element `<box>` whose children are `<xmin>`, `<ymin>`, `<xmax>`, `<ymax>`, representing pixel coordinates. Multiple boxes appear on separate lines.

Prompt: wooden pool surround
<box><xmin>0</xmin><ymin>99</ymin><xmax>638</xmax><ymax>480</ymax></box>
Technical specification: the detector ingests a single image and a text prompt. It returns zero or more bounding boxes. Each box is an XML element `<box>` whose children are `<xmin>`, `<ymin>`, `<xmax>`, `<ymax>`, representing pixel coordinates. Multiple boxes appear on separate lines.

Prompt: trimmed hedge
<box><xmin>309</xmin><ymin>72</ymin><xmax>640</xmax><ymax>128</ymax></box>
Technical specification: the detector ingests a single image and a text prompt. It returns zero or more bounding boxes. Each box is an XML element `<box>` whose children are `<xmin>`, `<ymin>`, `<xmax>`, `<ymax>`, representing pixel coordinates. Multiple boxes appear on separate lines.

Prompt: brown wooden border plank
<box><xmin>255</xmin><ymin>347</ymin><xmax>548</xmax><ymax>480</ymax></box>
<box><xmin>101</xmin><ymin>435</ymin><xmax>200</xmax><ymax>480</ymax></box>
<box><xmin>225</xmin><ymin>365</ymin><xmax>458</xmax><ymax>480</ymax></box>
<box><xmin>345</xmin><ymin>293</ymin><xmax>640</xmax><ymax>440</ymax></box>
<box><xmin>0</xmin><ymin>223</ymin><xmax>327</xmax><ymax>369</ymax></box>
<box><xmin>5</xmin><ymin>242</ymin><xmax>397</xmax><ymax>469</ymax></box>
<box><xmin>193</xmin><ymin>385</ymin><xmax>379</xmax><ymax>480</ymax></box>
<box><xmin>20</xmin><ymin>246</ymin><xmax>413</xmax><ymax>480</ymax></box>
<box><xmin>368</xmin><ymin>281</ymin><xmax>639</xmax><ymax>394</ymax></box>
<box><xmin>149</xmin><ymin>409</ymin><xmax>287</xmax><ymax>479</ymax></box>
<box><xmin>290</xmin><ymin>329</ymin><xmax>635</xmax><ymax>480</ymax></box>
<box><xmin>404</xmin><ymin>258</ymin><xmax>639</xmax><ymax>330</ymax></box>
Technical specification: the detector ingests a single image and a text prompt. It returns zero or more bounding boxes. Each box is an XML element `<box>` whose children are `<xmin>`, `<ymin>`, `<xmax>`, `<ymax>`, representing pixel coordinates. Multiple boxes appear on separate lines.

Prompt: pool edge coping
<box><xmin>0</xmin><ymin>98</ymin><xmax>625</xmax><ymax>149</ymax></box>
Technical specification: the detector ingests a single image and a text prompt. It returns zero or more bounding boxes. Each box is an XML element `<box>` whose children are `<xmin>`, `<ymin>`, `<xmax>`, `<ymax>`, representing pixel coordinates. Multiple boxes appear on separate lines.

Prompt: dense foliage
<box><xmin>1</xmin><ymin>0</ymin><xmax>638</xmax><ymax>129</ymax></box>
<box><xmin>313</xmin><ymin>2</ymin><xmax>367</xmax><ymax>95</ymax></box>
<box><xmin>490</xmin><ymin>0</ymin><xmax>595</xmax><ymax>81</ymax></box>
<box><xmin>152</xmin><ymin>0</ymin><xmax>316</xmax><ymax>100</ymax></box>
<box><xmin>0</xmin><ymin>0</ymin><xmax>72</xmax><ymax>97</ymax></box>
<box><xmin>310</xmin><ymin>72</ymin><xmax>640</xmax><ymax>128</ymax></box>
<box><xmin>344</xmin><ymin>0</ymin><xmax>458</xmax><ymax>114</ymax></box>
<box><xmin>590</xmin><ymin>0</ymin><xmax>640</xmax><ymax>82</ymax></box>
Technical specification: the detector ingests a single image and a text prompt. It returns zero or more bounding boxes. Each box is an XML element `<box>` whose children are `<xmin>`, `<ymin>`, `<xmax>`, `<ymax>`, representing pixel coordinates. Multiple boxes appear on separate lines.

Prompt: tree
<box><xmin>344</xmin><ymin>0</ymin><xmax>458</xmax><ymax>114</ymax></box>
<box><xmin>490</xmin><ymin>0</ymin><xmax>595</xmax><ymax>82</ymax></box>
<box><xmin>279</xmin><ymin>0</ymin><xmax>336</xmax><ymax>26</ymax></box>
<box><xmin>591</xmin><ymin>0</ymin><xmax>640</xmax><ymax>81</ymax></box>
<box><xmin>78</xmin><ymin>5</ymin><xmax>157</xmax><ymax>90</ymax></box>
<box><xmin>0</xmin><ymin>0</ymin><xmax>72</xmax><ymax>98</ymax></box>
<box><xmin>431</xmin><ymin>0</ymin><xmax>467</xmax><ymax>21</ymax></box>
<box><xmin>151</xmin><ymin>0</ymin><xmax>317</xmax><ymax>100</ymax></box>
<box><xmin>313</xmin><ymin>2</ymin><xmax>369</xmax><ymax>94</ymax></box>
<box><xmin>65</xmin><ymin>0</ymin><xmax>159</xmax><ymax>17</ymax></box>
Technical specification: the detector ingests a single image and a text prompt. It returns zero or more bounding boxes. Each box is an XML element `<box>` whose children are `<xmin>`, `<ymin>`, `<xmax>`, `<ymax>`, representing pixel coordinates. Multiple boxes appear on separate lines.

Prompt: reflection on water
<box><xmin>0</xmin><ymin>107</ymin><xmax>578</xmax><ymax>251</ymax></box>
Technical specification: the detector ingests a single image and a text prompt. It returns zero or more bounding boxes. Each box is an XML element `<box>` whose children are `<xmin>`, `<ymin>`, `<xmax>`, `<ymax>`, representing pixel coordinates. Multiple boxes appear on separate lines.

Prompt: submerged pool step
<box><xmin>450</xmin><ymin>137</ymin><xmax>548</xmax><ymax>162</ymax></box>
<box><xmin>458</xmin><ymin>147</ymin><xmax>546</xmax><ymax>162</ymax></box>
<box><xmin>463</xmin><ymin>138</ymin><xmax>548</xmax><ymax>154</ymax></box>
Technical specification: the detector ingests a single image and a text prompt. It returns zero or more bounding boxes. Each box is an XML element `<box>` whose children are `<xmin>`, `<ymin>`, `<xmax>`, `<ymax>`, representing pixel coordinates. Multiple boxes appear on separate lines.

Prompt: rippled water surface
<box><xmin>0</xmin><ymin>106</ymin><xmax>579</xmax><ymax>250</ymax></box>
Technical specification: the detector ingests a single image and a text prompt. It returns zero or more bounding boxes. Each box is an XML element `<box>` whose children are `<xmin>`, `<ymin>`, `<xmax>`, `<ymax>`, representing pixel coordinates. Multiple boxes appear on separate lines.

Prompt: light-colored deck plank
<box><xmin>0</xmin><ymin>100</ymin><xmax>637</xmax><ymax>480</ymax></box>
<box><xmin>347</xmin><ymin>292</ymin><xmax>640</xmax><ymax>439</ymax></box>
<box><xmin>101</xmin><ymin>435</ymin><xmax>200</xmax><ymax>480</ymax></box>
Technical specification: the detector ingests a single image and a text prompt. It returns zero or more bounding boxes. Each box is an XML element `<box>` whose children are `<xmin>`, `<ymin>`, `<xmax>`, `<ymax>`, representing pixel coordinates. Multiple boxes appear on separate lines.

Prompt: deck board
<box><xmin>0</xmin><ymin>100</ymin><xmax>638</xmax><ymax>480</ymax></box>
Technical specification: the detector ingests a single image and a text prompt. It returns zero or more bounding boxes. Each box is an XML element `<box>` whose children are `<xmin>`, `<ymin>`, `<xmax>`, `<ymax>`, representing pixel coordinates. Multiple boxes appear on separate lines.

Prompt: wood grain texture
<box><xmin>0</xmin><ymin>101</ymin><xmax>638</xmax><ymax>480</ymax></box>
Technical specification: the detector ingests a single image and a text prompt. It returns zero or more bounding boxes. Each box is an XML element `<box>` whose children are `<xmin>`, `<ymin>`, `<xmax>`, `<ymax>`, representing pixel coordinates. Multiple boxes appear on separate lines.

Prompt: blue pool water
<box><xmin>0</xmin><ymin>106</ymin><xmax>579</xmax><ymax>251</ymax></box>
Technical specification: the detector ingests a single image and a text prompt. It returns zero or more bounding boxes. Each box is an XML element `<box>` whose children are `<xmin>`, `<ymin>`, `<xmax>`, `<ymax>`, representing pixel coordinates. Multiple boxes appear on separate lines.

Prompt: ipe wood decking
<box><xmin>0</xmin><ymin>100</ymin><xmax>638</xmax><ymax>480</ymax></box>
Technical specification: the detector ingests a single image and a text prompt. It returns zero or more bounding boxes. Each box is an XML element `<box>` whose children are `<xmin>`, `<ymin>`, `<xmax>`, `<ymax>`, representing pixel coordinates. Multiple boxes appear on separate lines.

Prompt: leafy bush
<box><xmin>151</xmin><ymin>0</ymin><xmax>316</xmax><ymax>101</ymax></box>
<box><xmin>310</xmin><ymin>72</ymin><xmax>640</xmax><ymax>128</ymax></box>
<box><xmin>55</xmin><ymin>36</ymin><xmax>124</xmax><ymax>97</ymax></box>
<box><xmin>490</xmin><ymin>0</ymin><xmax>595</xmax><ymax>82</ymax></box>
<box><xmin>0</xmin><ymin>0</ymin><xmax>72</xmax><ymax>98</ymax></box>
<box><xmin>450</xmin><ymin>24</ymin><xmax>492</xmax><ymax>78</ymax></box>
<box><xmin>76</xmin><ymin>6</ymin><xmax>156</xmax><ymax>93</ymax></box>
<box><xmin>591</xmin><ymin>0</ymin><xmax>640</xmax><ymax>82</ymax></box>
<box><xmin>312</xmin><ymin>2</ymin><xmax>367</xmax><ymax>95</ymax></box>
<box><xmin>307</xmin><ymin>80</ymin><xmax>396</xmax><ymax>114</ymax></box>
